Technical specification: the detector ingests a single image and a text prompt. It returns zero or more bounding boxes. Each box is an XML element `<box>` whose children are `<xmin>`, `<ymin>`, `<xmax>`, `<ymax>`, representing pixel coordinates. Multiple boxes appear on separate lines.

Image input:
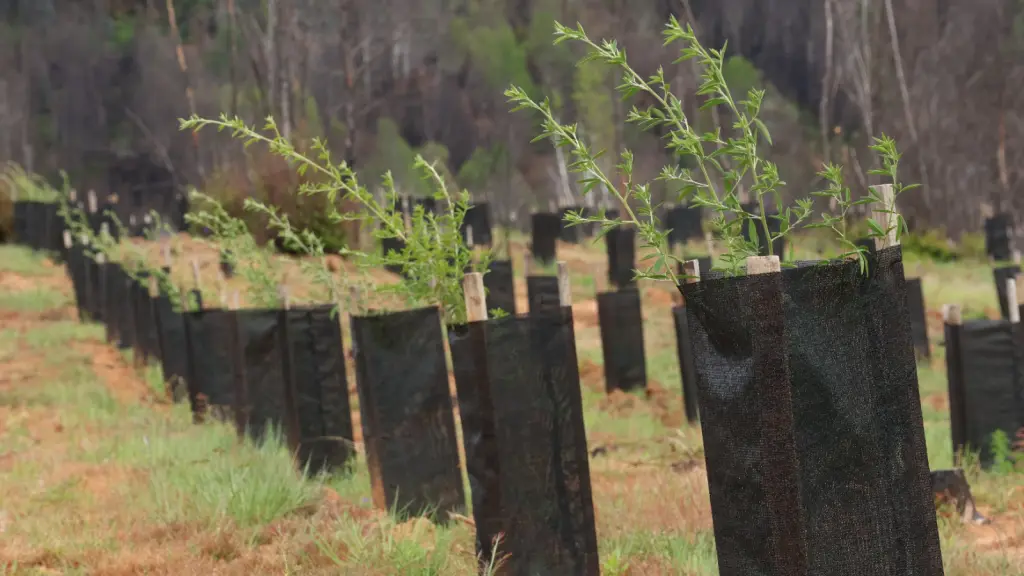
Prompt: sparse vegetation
<box><xmin>0</xmin><ymin>231</ymin><xmax>1020</xmax><ymax>574</ymax></box>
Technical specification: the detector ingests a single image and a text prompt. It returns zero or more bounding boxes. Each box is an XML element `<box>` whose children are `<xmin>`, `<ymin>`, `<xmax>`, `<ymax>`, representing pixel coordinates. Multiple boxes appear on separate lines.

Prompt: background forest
<box><xmin>1</xmin><ymin>0</ymin><xmax>1022</xmax><ymax>247</ymax></box>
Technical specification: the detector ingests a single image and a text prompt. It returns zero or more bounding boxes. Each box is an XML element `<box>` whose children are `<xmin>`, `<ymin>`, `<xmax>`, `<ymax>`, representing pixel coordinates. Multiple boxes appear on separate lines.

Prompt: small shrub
<box><xmin>989</xmin><ymin>430</ymin><xmax>1020</xmax><ymax>475</ymax></box>
<box><xmin>181</xmin><ymin>116</ymin><xmax>492</xmax><ymax>324</ymax></box>
<box><xmin>194</xmin><ymin>151</ymin><xmax>355</xmax><ymax>253</ymax></box>
<box><xmin>902</xmin><ymin>228</ymin><xmax>959</xmax><ymax>262</ymax></box>
<box><xmin>958</xmin><ymin>231</ymin><xmax>987</xmax><ymax>260</ymax></box>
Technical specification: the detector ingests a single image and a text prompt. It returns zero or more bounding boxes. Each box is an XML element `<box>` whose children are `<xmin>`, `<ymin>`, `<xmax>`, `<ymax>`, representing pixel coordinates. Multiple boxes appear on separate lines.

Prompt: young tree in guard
<box><xmin>450</xmin><ymin>271</ymin><xmax>599</xmax><ymax>575</ymax></box>
<box><xmin>984</xmin><ymin>213</ymin><xmax>1014</xmax><ymax>262</ymax></box>
<box><xmin>186</xmin><ymin>197</ymin><xmax>356</xmax><ymax>473</ymax></box>
<box><xmin>510</xmin><ymin>18</ymin><xmax>940</xmax><ymax>575</ymax></box>
<box><xmin>596</xmin><ymin>284</ymin><xmax>647</xmax><ymax>393</ymax></box>
<box><xmin>605</xmin><ymin>224</ymin><xmax>636</xmax><ymax>289</ymax></box>
<box><xmin>527</xmin><ymin>261</ymin><xmax>568</xmax><ymax>315</ymax></box>
<box><xmin>462</xmin><ymin>203</ymin><xmax>493</xmax><ymax>246</ymax></box>
<box><xmin>943</xmin><ymin>291</ymin><xmax>1024</xmax><ymax>468</ymax></box>
<box><xmin>484</xmin><ymin>259</ymin><xmax>516</xmax><ymax>317</ymax></box>
<box><xmin>531</xmin><ymin>212</ymin><xmax>560</xmax><ymax>264</ymax></box>
<box><xmin>351</xmin><ymin>306</ymin><xmax>465</xmax><ymax>518</ymax></box>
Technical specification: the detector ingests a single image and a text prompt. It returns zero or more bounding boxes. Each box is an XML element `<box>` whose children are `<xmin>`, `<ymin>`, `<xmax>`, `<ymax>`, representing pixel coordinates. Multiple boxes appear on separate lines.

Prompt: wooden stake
<box><xmin>466</xmin><ymin>225</ymin><xmax>474</xmax><ymax>248</ymax></box>
<box><xmin>69</xmin><ymin>189</ymin><xmax>77</xmax><ymax>203</ymax></box>
<box><xmin>349</xmin><ymin>286</ymin><xmax>362</xmax><ymax>316</ymax></box>
<box><xmin>746</xmin><ymin>255</ymin><xmax>781</xmax><ymax>275</ymax></box>
<box><xmin>871</xmin><ymin>183</ymin><xmax>898</xmax><ymax>250</ymax></box>
<box><xmin>676</xmin><ymin>259</ymin><xmax>703</xmax><ymax>306</ymax></box>
<box><xmin>704</xmin><ymin>231</ymin><xmax>715</xmax><ymax>258</ymax></box>
<box><xmin>682</xmin><ymin>259</ymin><xmax>702</xmax><ymax>283</ymax></box>
<box><xmin>402</xmin><ymin>196</ymin><xmax>412</xmax><ymax>232</ymax></box>
<box><xmin>62</xmin><ymin>230</ymin><xmax>72</xmax><ymax>249</ymax></box>
<box><xmin>1007</xmin><ymin>278</ymin><xmax>1020</xmax><ymax>324</ymax></box>
<box><xmin>942</xmin><ymin>304</ymin><xmax>962</xmax><ymax>326</ymax></box>
<box><xmin>557</xmin><ymin>261</ymin><xmax>572</xmax><ymax>306</ymax></box>
<box><xmin>87</xmin><ymin>190</ymin><xmax>98</xmax><ymax>214</ymax></box>
<box><xmin>463</xmin><ymin>273</ymin><xmax>488</xmax><ymax>322</ymax></box>
<box><xmin>278</xmin><ymin>286</ymin><xmax>291</xmax><ymax>309</ymax></box>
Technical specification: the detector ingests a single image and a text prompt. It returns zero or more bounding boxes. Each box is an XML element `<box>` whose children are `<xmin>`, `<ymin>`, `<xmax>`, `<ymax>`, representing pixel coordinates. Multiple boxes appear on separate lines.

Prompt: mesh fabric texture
<box><xmin>681</xmin><ymin>245</ymin><xmax>943</xmax><ymax>576</ymax></box>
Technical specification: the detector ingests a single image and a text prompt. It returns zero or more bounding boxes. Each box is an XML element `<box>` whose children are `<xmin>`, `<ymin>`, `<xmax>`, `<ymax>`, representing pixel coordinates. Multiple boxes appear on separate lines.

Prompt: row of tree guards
<box><xmin>12</xmin><ymin>187</ymin><xmax>977</xmax><ymax>576</ymax></box>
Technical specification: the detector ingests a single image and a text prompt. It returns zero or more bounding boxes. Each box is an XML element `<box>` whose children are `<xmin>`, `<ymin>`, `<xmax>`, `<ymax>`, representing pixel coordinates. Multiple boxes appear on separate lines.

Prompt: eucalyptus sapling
<box><xmin>185</xmin><ymin>190</ymin><xmax>287</xmax><ymax>309</ymax></box>
<box><xmin>179</xmin><ymin>115</ymin><xmax>492</xmax><ymax>324</ymax></box>
<box><xmin>506</xmin><ymin>18</ymin><xmax>913</xmax><ymax>283</ymax></box>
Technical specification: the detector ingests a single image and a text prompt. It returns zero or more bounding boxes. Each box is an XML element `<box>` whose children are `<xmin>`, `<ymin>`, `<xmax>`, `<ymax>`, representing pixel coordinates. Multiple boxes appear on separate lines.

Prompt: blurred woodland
<box><xmin>1</xmin><ymin>0</ymin><xmax>1023</xmax><ymax>246</ymax></box>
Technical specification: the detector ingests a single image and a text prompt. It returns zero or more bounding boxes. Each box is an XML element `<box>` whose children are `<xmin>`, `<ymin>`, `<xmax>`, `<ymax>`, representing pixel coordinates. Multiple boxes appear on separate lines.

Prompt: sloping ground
<box><xmin>0</xmin><ymin>244</ymin><xmax>1020</xmax><ymax>575</ymax></box>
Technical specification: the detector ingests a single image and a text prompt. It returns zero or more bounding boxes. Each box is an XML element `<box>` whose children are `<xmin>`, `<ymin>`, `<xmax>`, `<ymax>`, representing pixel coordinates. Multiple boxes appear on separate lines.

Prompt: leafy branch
<box><xmin>186</xmin><ymin>190</ymin><xmax>285</xmax><ymax>309</ymax></box>
<box><xmin>506</xmin><ymin>18</ymin><xmax>910</xmax><ymax>282</ymax></box>
<box><xmin>179</xmin><ymin>115</ymin><xmax>489</xmax><ymax>324</ymax></box>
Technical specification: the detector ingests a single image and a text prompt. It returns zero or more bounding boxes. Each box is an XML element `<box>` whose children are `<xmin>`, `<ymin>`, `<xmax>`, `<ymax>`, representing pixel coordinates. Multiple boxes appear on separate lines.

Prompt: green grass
<box><xmin>0</xmin><ymin>287</ymin><xmax>68</xmax><ymax>313</ymax></box>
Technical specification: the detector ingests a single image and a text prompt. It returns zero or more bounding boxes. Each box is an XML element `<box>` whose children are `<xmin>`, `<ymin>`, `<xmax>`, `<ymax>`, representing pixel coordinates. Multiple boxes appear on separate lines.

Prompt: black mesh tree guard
<box><xmin>153</xmin><ymin>292</ymin><xmax>191</xmax><ymax>403</ymax></box>
<box><xmin>462</xmin><ymin>203</ymin><xmax>493</xmax><ymax>246</ymax></box>
<box><xmin>381</xmin><ymin>235</ymin><xmax>406</xmax><ymax>276</ymax></box>
<box><xmin>288</xmin><ymin>306</ymin><xmax>356</xmax><ymax>473</ymax></box>
<box><xmin>12</xmin><ymin>201</ymin><xmax>28</xmax><ymax>245</ymax></box>
<box><xmin>527</xmin><ymin>276</ymin><xmax>561</xmax><ymax>315</ymax></box>
<box><xmin>993</xmin><ymin>265</ymin><xmax>1021</xmax><ymax>320</ymax></box>
<box><xmin>605</xmin><ymin>225</ymin><xmax>636</xmax><ymax>289</ymax></box>
<box><xmin>666</xmin><ymin>205</ymin><xmax>704</xmax><ymax>248</ymax></box>
<box><xmin>984</xmin><ymin>213</ymin><xmax>1014</xmax><ymax>262</ymax></box>
<box><xmin>350</xmin><ymin>307</ymin><xmax>464</xmax><ymax>517</ymax></box>
<box><xmin>484</xmin><ymin>259</ymin><xmax>516</xmax><ymax>317</ymax></box>
<box><xmin>84</xmin><ymin>257</ymin><xmax>103</xmax><ymax>322</ymax></box>
<box><xmin>531</xmin><ymin>213</ymin><xmax>561</xmax><ymax>265</ymax></box>
<box><xmin>233</xmin><ymin>308</ymin><xmax>296</xmax><ymax>446</ymax></box>
<box><xmin>596</xmin><ymin>287</ymin><xmax>647</xmax><ymax>393</ymax></box>
<box><xmin>100</xmin><ymin>262</ymin><xmax>121</xmax><ymax>345</ymax></box>
<box><xmin>448</xmin><ymin>307</ymin><xmax>600</xmax><ymax>575</ymax></box>
<box><xmin>681</xmin><ymin>246</ymin><xmax>943</xmax><ymax>576</ymax></box>
<box><xmin>944</xmin><ymin>317</ymin><xmax>1024</xmax><ymax>468</ymax></box>
<box><xmin>130</xmin><ymin>273</ymin><xmax>160</xmax><ymax>365</ymax></box>
<box><xmin>66</xmin><ymin>245</ymin><xmax>89</xmax><ymax>322</ymax></box>
<box><xmin>184</xmin><ymin>307</ymin><xmax>236</xmax><ymax>420</ymax></box>
<box><xmin>115</xmin><ymin>267</ymin><xmax>138</xmax><ymax>351</ymax></box>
